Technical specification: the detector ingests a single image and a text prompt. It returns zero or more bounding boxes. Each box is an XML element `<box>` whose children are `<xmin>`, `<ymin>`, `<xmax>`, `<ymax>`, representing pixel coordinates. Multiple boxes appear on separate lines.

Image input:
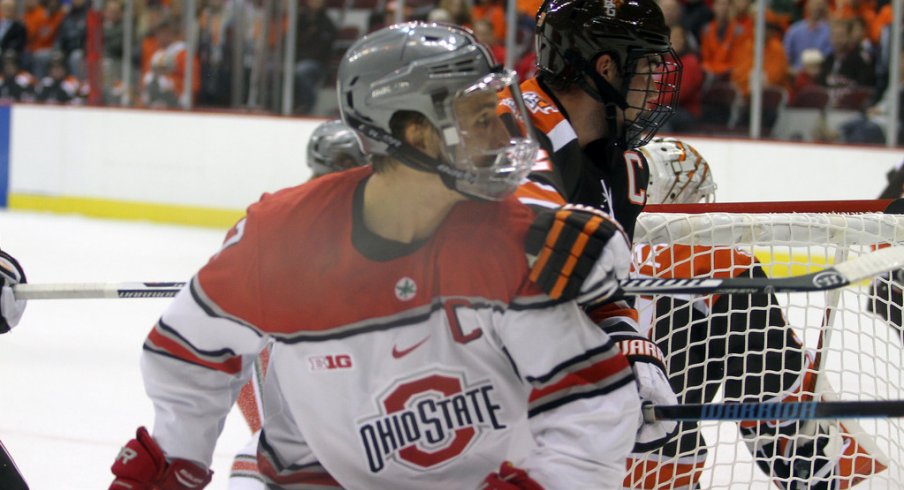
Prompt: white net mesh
<box><xmin>628</xmin><ymin>209</ymin><xmax>904</xmax><ymax>490</ymax></box>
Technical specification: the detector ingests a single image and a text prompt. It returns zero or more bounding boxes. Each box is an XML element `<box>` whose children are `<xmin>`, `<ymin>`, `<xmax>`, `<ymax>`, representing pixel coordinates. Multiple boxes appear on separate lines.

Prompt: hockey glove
<box><xmin>0</xmin><ymin>250</ymin><xmax>26</xmax><ymax>334</ymax></box>
<box><xmin>110</xmin><ymin>426</ymin><xmax>212</xmax><ymax>490</ymax></box>
<box><xmin>525</xmin><ymin>204</ymin><xmax>630</xmax><ymax>305</ymax></box>
<box><xmin>609</xmin><ymin>328</ymin><xmax>679</xmax><ymax>452</ymax></box>
<box><xmin>480</xmin><ymin>462</ymin><xmax>544</xmax><ymax>490</ymax></box>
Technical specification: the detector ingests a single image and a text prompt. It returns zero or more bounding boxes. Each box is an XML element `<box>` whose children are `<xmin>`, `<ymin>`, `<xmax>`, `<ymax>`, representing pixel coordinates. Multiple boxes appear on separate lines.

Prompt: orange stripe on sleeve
<box><xmin>528</xmin><ymin>209</ymin><xmax>569</xmax><ymax>283</ymax></box>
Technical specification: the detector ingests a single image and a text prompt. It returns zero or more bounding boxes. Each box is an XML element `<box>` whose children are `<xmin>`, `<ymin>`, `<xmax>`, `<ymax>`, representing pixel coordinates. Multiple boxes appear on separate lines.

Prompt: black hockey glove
<box><xmin>0</xmin><ymin>250</ymin><xmax>26</xmax><ymax>334</ymax></box>
<box><xmin>525</xmin><ymin>204</ymin><xmax>630</xmax><ymax>305</ymax></box>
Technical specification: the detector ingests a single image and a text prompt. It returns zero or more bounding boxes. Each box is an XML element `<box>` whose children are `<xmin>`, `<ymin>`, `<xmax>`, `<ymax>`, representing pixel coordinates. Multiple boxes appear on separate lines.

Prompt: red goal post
<box><xmin>630</xmin><ymin>200</ymin><xmax>904</xmax><ymax>489</ymax></box>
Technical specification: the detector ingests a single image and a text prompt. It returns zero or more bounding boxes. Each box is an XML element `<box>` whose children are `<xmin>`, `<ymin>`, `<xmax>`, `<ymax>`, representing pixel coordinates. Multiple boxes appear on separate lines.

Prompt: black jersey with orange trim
<box><xmin>510</xmin><ymin>77</ymin><xmax>650</xmax><ymax>240</ymax></box>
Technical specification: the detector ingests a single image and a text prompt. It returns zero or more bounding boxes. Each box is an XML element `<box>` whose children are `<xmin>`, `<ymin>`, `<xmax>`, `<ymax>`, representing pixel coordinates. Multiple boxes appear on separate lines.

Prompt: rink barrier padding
<box><xmin>8</xmin><ymin>193</ymin><xmax>242</xmax><ymax>229</ymax></box>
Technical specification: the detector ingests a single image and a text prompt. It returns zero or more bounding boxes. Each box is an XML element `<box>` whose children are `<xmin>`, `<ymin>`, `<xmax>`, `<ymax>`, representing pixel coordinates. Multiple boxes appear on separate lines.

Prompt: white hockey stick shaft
<box><xmin>13</xmin><ymin>246</ymin><xmax>904</xmax><ymax>300</ymax></box>
<box><xmin>12</xmin><ymin>282</ymin><xmax>186</xmax><ymax>299</ymax></box>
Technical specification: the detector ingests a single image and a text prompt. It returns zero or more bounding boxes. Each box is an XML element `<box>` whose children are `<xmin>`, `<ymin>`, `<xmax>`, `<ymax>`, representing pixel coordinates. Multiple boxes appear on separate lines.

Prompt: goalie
<box><xmin>629</xmin><ymin>137</ymin><xmax>887</xmax><ymax>489</ymax></box>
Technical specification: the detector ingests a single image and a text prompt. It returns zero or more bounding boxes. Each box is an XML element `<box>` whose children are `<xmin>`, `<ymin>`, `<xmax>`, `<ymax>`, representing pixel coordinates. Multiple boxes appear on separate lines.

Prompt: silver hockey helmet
<box><xmin>337</xmin><ymin>22</ymin><xmax>538</xmax><ymax>201</ymax></box>
<box><xmin>641</xmin><ymin>137</ymin><xmax>716</xmax><ymax>204</ymax></box>
<box><xmin>307</xmin><ymin>119</ymin><xmax>368</xmax><ymax>177</ymax></box>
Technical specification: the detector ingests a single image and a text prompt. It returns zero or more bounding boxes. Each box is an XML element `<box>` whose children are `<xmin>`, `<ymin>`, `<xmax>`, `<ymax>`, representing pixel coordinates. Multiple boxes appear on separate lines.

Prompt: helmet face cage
<box><xmin>338</xmin><ymin>22</ymin><xmax>537</xmax><ymax>200</ymax></box>
<box><xmin>622</xmin><ymin>48</ymin><xmax>682</xmax><ymax>147</ymax></box>
<box><xmin>307</xmin><ymin>119</ymin><xmax>368</xmax><ymax>177</ymax></box>
<box><xmin>641</xmin><ymin>137</ymin><xmax>716</xmax><ymax>204</ymax></box>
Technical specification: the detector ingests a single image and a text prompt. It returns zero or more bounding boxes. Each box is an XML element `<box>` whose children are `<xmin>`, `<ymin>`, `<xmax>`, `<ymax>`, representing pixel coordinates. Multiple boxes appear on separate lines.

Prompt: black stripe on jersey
<box><xmin>501</xmin><ymin>346</ymin><xmax>523</xmax><ymax>381</ymax></box>
<box><xmin>258</xmin><ymin>430</ymin><xmax>327</xmax><ymax>473</ymax></box>
<box><xmin>271</xmin><ymin>298</ymin><xmax>508</xmax><ymax>344</ymax></box>
<box><xmin>190</xmin><ymin>277</ymin><xmax>265</xmax><ymax>337</ymax></box>
<box><xmin>597</xmin><ymin>320</ymin><xmax>643</xmax><ymax>338</ymax></box>
<box><xmin>156</xmin><ymin>319</ymin><xmax>240</xmax><ymax>359</ymax></box>
<box><xmin>526</xmin><ymin>340</ymin><xmax>618</xmax><ymax>385</ymax></box>
<box><xmin>508</xmin><ymin>295</ymin><xmax>567</xmax><ymax>311</ymax></box>
<box><xmin>142</xmin><ymin>343</ymin><xmax>220</xmax><ymax>372</ymax></box>
<box><xmin>527</xmin><ymin>375</ymin><xmax>635</xmax><ymax>418</ymax></box>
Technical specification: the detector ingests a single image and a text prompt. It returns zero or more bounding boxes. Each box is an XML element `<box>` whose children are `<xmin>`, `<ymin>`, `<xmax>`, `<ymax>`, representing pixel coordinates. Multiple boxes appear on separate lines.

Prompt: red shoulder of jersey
<box><xmin>195</xmin><ymin>167</ymin><xmax>370</xmax><ymax>332</ymax></box>
<box><xmin>195</xmin><ymin>168</ymin><xmax>544</xmax><ymax>336</ymax></box>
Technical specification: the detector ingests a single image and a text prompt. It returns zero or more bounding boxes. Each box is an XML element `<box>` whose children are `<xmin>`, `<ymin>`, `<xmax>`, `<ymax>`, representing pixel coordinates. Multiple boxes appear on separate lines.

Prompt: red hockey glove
<box><xmin>525</xmin><ymin>204</ymin><xmax>630</xmax><ymax>305</ymax></box>
<box><xmin>110</xmin><ymin>426</ymin><xmax>212</xmax><ymax>490</ymax></box>
<box><xmin>480</xmin><ymin>462</ymin><xmax>544</xmax><ymax>490</ymax></box>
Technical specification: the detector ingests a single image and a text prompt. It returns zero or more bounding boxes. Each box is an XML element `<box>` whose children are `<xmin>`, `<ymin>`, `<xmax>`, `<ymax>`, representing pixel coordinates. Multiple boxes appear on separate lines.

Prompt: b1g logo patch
<box><xmin>356</xmin><ymin>370</ymin><xmax>506</xmax><ymax>473</ymax></box>
<box><xmin>308</xmin><ymin>354</ymin><xmax>353</xmax><ymax>371</ymax></box>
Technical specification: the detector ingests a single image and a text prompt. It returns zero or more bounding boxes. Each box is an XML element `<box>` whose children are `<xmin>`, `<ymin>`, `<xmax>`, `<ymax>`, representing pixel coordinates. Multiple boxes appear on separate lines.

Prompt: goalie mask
<box><xmin>337</xmin><ymin>22</ymin><xmax>539</xmax><ymax>201</ymax></box>
<box><xmin>535</xmin><ymin>0</ymin><xmax>682</xmax><ymax>148</ymax></box>
<box><xmin>307</xmin><ymin>119</ymin><xmax>368</xmax><ymax>177</ymax></box>
<box><xmin>641</xmin><ymin>137</ymin><xmax>716</xmax><ymax>204</ymax></box>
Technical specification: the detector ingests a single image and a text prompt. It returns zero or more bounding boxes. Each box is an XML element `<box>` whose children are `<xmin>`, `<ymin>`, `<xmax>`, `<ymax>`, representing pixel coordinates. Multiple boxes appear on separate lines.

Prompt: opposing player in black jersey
<box><xmin>508</xmin><ymin>0</ymin><xmax>683</xmax><ymax>457</ymax></box>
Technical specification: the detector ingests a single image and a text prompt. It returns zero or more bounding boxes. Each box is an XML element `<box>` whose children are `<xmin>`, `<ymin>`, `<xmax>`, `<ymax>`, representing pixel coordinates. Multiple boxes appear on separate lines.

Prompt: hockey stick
<box><xmin>13</xmin><ymin>246</ymin><xmax>904</xmax><ymax>300</ymax></box>
<box><xmin>643</xmin><ymin>400</ymin><xmax>904</xmax><ymax>423</ymax></box>
<box><xmin>617</xmin><ymin>245</ymin><xmax>904</xmax><ymax>295</ymax></box>
<box><xmin>12</xmin><ymin>282</ymin><xmax>187</xmax><ymax>299</ymax></box>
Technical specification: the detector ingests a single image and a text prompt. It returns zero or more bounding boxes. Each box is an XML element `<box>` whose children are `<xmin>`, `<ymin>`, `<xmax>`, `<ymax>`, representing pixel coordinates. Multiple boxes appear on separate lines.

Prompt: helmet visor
<box><xmin>446</xmin><ymin>70</ymin><xmax>538</xmax><ymax>201</ymax></box>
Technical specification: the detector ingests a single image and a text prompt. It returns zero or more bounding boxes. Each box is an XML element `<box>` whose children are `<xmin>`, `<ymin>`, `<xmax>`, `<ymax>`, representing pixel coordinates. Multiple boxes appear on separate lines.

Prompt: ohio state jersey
<box><xmin>140</xmin><ymin>166</ymin><xmax>641</xmax><ymax>489</ymax></box>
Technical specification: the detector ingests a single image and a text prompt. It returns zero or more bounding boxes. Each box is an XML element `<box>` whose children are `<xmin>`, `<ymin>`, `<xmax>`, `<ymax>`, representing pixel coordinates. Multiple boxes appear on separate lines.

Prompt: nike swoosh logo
<box><xmin>392</xmin><ymin>336</ymin><xmax>430</xmax><ymax>359</ymax></box>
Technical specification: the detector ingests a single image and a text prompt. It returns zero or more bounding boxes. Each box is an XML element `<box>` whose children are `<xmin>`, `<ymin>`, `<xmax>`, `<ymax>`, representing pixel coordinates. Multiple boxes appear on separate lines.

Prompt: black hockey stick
<box><xmin>11</xmin><ymin>246</ymin><xmax>904</xmax><ymax>300</ymax></box>
<box><xmin>643</xmin><ymin>400</ymin><xmax>904</xmax><ymax>423</ymax></box>
<box><xmin>618</xmin><ymin>245</ymin><xmax>904</xmax><ymax>295</ymax></box>
<box><xmin>0</xmin><ymin>438</ymin><xmax>28</xmax><ymax>490</ymax></box>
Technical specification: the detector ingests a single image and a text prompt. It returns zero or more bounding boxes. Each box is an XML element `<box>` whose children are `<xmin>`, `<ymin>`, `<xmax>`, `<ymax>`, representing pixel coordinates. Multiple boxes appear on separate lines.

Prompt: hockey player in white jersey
<box><xmin>108</xmin><ymin>22</ymin><xmax>643</xmax><ymax>489</ymax></box>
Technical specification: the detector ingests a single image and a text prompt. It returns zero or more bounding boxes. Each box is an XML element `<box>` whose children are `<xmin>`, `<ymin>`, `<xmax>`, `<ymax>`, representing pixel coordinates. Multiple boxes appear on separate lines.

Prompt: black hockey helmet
<box><xmin>535</xmin><ymin>0</ymin><xmax>682</xmax><ymax>147</ymax></box>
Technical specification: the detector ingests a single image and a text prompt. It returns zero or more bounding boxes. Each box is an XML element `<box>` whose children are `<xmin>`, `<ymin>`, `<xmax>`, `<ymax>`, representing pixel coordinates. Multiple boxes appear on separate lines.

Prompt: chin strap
<box><xmin>343</xmin><ymin>113</ymin><xmax>481</xmax><ymax>197</ymax></box>
<box><xmin>565</xmin><ymin>50</ymin><xmax>630</xmax><ymax>151</ymax></box>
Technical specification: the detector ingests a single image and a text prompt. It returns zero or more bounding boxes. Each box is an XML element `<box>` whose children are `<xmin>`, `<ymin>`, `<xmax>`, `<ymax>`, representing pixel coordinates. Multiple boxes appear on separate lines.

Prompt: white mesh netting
<box><xmin>629</xmin><ymin>210</ymin><xmax>904</xmax><ymax>489</ymax></box>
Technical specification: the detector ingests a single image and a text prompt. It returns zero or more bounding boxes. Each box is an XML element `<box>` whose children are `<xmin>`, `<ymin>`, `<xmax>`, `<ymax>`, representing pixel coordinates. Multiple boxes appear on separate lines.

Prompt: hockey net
<box><xmin>628</xmin><ymin>200</ymin><xmax>904</xmax><ymax>489</ymax></box>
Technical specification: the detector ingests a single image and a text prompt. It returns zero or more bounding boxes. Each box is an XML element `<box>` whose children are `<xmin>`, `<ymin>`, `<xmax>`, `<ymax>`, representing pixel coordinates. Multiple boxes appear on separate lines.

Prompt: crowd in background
<box><xmin>0</xmin><ymin>0</ymin><xmax>899</xmax><ymax>142</ymax></box>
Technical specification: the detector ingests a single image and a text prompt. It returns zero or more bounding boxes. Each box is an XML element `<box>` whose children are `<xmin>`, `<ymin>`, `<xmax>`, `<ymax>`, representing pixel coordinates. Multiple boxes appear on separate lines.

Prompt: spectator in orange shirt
<box><xmin>699</xmin><ymin>0</ymin><xmax>750</xmax><ymax>79</ymax></box>
<box><xmin>24</xmin><ymin>0</ymin><xmax>65</xmax><ymax>79</ymax></box>
<box><xmin>141</xmin><ymin>17</ymin><xmax>200</xmax><ymax>108</ymax></box>
<box><xmin>731</xmin><ymin>22</ymin><xmax>789</xmax><ymax>97</ymax></box>
<box><xmin>868</xmin><ymin>1</ymin><xmax>891</xmax><ymax>44</ymax></box>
